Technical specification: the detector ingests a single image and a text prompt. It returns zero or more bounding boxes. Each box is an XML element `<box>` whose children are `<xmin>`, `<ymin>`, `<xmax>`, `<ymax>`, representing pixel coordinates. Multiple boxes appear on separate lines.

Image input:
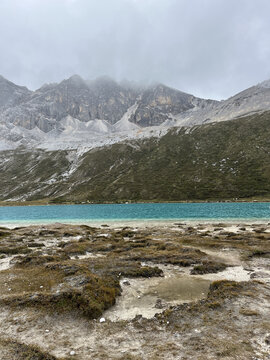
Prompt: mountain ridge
<box><xmin>1</xmin><ymin>75</ymin><xmax>270</xmax><ymax>151</ymax></box>
<box><xmin>0</xmin><ymin>111</ymin><xmax>269</xmax><ymax>202</ymax></box>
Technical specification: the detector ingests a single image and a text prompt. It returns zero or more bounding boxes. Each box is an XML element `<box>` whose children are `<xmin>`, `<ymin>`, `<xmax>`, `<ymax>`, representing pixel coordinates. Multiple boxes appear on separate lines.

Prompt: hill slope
<box><xmin>1</xmin><ymin>112</ymin><xmax>269</xmax><ymax>202</ymax></box>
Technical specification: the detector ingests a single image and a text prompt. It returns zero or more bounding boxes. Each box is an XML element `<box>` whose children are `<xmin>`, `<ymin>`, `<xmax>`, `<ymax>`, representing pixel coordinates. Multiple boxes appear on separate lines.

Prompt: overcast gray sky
<box><xmin>0</xmin><ymin>0</ymin><xmax>270</xmax><ymax>99</ymax></box>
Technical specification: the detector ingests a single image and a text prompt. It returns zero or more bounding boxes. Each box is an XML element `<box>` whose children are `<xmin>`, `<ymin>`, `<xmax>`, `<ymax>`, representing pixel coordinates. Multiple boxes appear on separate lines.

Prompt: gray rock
<box><xmin>0</xmin><ymin>75</ymin><xmax>213</xmax><ymax>134</ymax></box>
<box><xmin>65</xmin><ymin>275</ymin><xmax>90</xmax><ymax>287</ymax></box>
<box><xmin>155</xmin><ymin>298</ymin><xmax>165</xmax><ymax>309</ymax></box>
<box><xmin>0</xmin><ymin>75</ymin><xmax>31</xmax><ymax>108</ymax></box>
<box><xmin>2</xmin><ymin>74</ymin><xmax>270</xmax><ymax>151</ymax></box>
<box><xmin>250</xmin><ymin>271</ymin><xmax>270</xmax><ymax>279</ymax></box>
<box><xmin>122</xmin><ymin>279</ymin><xmax>131</xmax><ymax>286</ymax></box>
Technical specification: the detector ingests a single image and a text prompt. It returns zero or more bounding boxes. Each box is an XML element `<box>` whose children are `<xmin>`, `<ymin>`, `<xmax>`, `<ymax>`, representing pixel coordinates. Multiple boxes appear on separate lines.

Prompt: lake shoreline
<box><xmin>1</xmin><ymin>202</ymin><xmax>269</xmax><ymax>228</ymax></box>
<box><xmin>1</xmin><ymin>197</ymin><xmax>270</xmax><ymax>207</ymax></box>
<box><xmin>1</xmin><ymin>218</ymin><xmax>270</xmax><ymax>229</ymax></box>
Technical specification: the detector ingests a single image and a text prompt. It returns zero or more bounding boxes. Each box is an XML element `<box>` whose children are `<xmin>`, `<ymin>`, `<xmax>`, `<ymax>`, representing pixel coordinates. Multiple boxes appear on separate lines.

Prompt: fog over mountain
<box><xmin>1</xmin><ymin>0</ymin><xmax>270</xmax><ymax>200</ymax></box>
<box><xmin>1</xmin><ymin>0</ymin><xmax>270</xmax><ymax>99</ymax></box>
<box><xmin>1</xmin><ymin>74</ymin><xmax>270</xmax><ymax>152</ymax></box>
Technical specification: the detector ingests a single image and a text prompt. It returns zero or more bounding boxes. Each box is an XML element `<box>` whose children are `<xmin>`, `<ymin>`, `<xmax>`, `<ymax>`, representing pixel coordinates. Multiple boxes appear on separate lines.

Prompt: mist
<box><xmin>1</xmin><ymin>0</ymin><xmax>270</xmax><ymax>99</ymax></box>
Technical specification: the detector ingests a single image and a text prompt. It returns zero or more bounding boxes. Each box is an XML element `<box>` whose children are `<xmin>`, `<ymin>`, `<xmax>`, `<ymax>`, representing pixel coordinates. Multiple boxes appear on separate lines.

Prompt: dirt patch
<box><xmin>0</xmin><ymin>223</ymin><xmax>269</xmax><ymax>359</ymax></box>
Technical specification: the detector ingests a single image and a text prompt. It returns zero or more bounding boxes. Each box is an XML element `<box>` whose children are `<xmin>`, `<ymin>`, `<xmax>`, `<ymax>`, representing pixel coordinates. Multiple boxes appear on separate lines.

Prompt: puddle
<box><xmin>104</xmin><ymin>273</ymin><xmax>210</xmax><ymax>321</ymax></box>
<box><xmin>104</xmin><ymin>262</ymin><xmax>251</xmax><ymax>322</ymax></box>
<box><xmin>145</xmin><ymin>276</ymin><xmax>210</xmax><ymax>302</ymax></box>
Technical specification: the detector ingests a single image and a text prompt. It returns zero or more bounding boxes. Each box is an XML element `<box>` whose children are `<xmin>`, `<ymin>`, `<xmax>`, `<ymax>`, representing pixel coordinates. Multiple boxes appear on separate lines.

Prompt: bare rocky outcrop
<box><xmin>0</xmin><ymin>75</ymin><xmax>32</xmax><ymax>109</ymax></box>
<box><xmin>1</xmin><ymin>74</ymin><xmax>270</xmax><ymax>159</ymax></box>
<box><xmin>0</xmin><ymin>75</ymin><xmax>213</xmax><ymax>134</ymax></box>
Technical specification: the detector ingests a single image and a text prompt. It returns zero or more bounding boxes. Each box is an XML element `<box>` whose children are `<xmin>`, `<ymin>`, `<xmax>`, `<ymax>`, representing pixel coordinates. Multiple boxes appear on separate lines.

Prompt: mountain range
<box><xmin>1</xmin><ymin>74</ymin><xmax>270</xmax><ymax>151</ymax></box>
<box><xmin>0</xmin><ymin>75</ymin><xmax>270</xmax><ymax>202</ymax></box>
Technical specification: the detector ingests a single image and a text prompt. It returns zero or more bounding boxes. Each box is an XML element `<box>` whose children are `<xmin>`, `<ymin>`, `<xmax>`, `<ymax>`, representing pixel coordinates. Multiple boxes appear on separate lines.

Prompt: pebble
<box><xmin>155</xmin><ymin>299</ymin><xmax>164</xmax><ymax>309</ymax></box>
<box><xmin>265</xmin><ymin>334</ymin><xmax>270</xmax><ymax>344</ymax></box>
<box><xmin>122</xmin><ymin>279</ymin><xmax>130</xmax><ymax>286</ymax></box>
<box><xmin>99</xmin><ymin>317</ymin><xmax>106</xmax><ymax>323</ymax></box>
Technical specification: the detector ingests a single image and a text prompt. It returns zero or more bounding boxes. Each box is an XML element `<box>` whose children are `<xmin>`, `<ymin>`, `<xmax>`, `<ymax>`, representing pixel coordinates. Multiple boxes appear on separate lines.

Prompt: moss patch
<box><xmin>190</xmin><ymin>261</ymin><xmax>227</xmax><ymax>275</ymax></box>
<box><xmin>0</xmin><ymin>263</ymin><xmax>120</xmax><ymax>319</ymax></box>
<box><xmin>0</xmin><ymin>338</ymin><xmax>60</xmax><ymax>360</ymax></box>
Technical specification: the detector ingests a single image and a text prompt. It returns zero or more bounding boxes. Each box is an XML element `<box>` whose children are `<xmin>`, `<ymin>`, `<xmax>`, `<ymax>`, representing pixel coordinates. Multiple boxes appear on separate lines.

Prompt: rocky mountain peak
<box><xmin>59</xmin><ymin>74</ymin><xmax>88</xmax><ymax>91</ymax></box>
<box><xmin>0</xmin><ymin>75</ymin><xmax>29</xmax><ymax>92</ymax></box>
<box><xmin>0</xmin><ymin>75</ymin><xmax>31</xmax><ymax>108</ymax></box>
<box><xmin>66</xmin><ymin>74</ymin><xmax>86</xmax><ymax>85</ymax></box>
<box><xmin>1</xmin><ymin>75</ymin><xmax>270</xmax><ymax>150</ymax></box>
<box><xmin>257</xmin><ymin>79</ymin><xmax>270</xmax><ymax>89</ymax></box>
<box><xmin>128</xmin><ymin>82</ymin><xmax>201</xmax><ymax>127</ymax></box>
<box><xmin>0</xmin><ymin>74</ymin><xmax>7</xmax><ymax>82</ymax></box>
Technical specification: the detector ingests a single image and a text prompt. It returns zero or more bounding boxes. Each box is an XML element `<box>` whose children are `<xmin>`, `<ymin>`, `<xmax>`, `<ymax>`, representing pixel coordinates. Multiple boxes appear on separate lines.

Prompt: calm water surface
<box><xmin>0</xmin><ymin>202</ymin><xmax>269</xmax><ymax>225</ymax></box>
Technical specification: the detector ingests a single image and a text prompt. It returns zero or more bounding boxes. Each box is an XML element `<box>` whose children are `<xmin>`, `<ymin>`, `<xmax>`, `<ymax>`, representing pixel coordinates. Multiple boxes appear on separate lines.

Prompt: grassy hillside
<box><xmin>1</xmin><ymin>112</ymin><xmax>270</xmax><ymax>202</ymax></box>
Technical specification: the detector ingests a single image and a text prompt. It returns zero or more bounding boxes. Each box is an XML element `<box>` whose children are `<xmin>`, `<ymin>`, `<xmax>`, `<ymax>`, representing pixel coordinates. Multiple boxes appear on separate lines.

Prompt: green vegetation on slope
<box><xmin>57</xmin><ymin>112</ymin><xmax>270</xmax><ymax>202</ymax></box>
<box><xmin>0</xmin><ymin>111</ymin><xmax>270</xmax><ymax>202</ymax></box>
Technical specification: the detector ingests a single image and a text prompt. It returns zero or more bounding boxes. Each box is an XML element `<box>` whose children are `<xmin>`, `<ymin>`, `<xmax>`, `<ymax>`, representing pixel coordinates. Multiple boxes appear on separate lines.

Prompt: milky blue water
<box><xmin>0</xmin><ymin>202</ymin><xmax>269</xmax><ymax>226</ymax></box>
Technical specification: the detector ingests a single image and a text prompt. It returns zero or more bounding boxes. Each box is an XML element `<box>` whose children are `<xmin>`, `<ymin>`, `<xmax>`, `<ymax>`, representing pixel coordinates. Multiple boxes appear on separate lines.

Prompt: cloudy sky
<box><xmin>0</xmin><ymin>0</ymin><xmax>270</xmax><ymax>99</ymax></box>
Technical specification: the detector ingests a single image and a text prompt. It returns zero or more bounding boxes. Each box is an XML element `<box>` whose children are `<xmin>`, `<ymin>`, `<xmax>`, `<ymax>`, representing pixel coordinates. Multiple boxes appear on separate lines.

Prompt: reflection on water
<box><xmin>104</xmin><ymin>274</ymin><xmax>210</xmax><ymax>321</ymax></box>
<box><xmin>146</xmin><ymin>276</ymin><xmax>210</xmax><ymax>302</ymax></box>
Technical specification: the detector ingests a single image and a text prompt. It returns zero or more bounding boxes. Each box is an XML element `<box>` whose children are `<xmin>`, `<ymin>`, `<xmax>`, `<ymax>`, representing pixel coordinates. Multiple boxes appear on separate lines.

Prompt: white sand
<box><xmin>1</xmin><ymin>218</ymin><xmax>269</xmax><ymax>229</ymax></box>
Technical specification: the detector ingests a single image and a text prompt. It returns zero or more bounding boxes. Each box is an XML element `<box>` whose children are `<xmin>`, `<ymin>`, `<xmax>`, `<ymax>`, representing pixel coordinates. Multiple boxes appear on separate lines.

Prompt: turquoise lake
<box><xmin>0</xmin><ymin>202</ymin><xmax>269</xmax><ymax>225</ymax></box>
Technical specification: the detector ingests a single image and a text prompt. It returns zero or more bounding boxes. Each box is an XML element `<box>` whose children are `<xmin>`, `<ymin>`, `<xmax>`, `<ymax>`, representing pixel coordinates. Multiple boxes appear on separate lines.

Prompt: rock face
<box><xmin>0</xmin><ymin>75</ymin><xmax>31</xmax><ymax>108</ymax></box>
<box><xmin>175</xmin><ymin>79</ymin><xmax>270</xmax><ymax>126</ymax></box>
<box><xmin>0</xmin><ymin>75</ymin><xmax>137</xmax><ymax>132</ymax></box>
<box><xmin>1</xmin><ymin>74</ymin><xmax>270</xmax><ymax>150</ymax></box>
<box><xmin>0</xmin><ymin>74</ymin><xmax>212</xmax><ymax>133</ymax></box>
<box><xmin>129</xmin><ymin>84</ymin><xmax>211</xmax><ymax>127</ymax></box>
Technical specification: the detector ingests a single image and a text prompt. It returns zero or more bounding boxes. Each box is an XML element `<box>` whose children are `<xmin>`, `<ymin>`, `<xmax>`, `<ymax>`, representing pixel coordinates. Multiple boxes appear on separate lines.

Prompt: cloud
<box><xmin>0</xmin><ymin>0</ymin><xmax>270</xmax><ymax>99</ymax></box>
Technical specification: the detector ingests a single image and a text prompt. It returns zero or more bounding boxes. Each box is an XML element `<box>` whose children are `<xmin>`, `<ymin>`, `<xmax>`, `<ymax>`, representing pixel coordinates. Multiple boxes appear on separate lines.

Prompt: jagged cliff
<box><xmin>1</xmin><ymin>74</ymin><xmax>270</xmax><ymax>151</ymax></box>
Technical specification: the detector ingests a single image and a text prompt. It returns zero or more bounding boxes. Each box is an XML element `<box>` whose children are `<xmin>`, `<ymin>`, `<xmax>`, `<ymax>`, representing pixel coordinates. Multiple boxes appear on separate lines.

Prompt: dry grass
<box><xmin>0</xmin><ymin>262</ymin><xmax>120</xmax><ymax>319</ymax></box>
<box><xmin>0</xmin><ymin>337</ymin><xmax>63</xmax><ymax>360</ymax></box>
<box><xmin>0</xmin><ymin>224</ymin><xmax>269</xmax><ymax>360</ymax></box>
<box><xmin>239</xmin><ymin>308</ymin><xmax>260</xmax><ymax>316</ymax></box>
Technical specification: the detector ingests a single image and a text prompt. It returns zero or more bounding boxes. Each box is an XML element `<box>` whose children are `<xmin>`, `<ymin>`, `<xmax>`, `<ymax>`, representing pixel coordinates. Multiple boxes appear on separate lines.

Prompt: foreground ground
<box><xmin>0</xmin><ymin>222</ymin><xmax>269</xmax><ymax>359</ymax></box>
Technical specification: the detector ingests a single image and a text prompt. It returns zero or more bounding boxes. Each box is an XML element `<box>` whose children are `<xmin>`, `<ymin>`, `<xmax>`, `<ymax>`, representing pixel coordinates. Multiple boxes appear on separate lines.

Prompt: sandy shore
<box><xmin>1</xmin><ymin>218</ymin><xmax>270</xmax><ymax>229</ymax></box>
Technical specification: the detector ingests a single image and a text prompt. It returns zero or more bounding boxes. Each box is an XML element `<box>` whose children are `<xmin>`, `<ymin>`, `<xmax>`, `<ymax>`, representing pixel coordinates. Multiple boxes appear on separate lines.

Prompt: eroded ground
<box><xmin>0</xmin><ymin>222</ymin><xmax>269</xmax><ymax>359</ymax></box>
